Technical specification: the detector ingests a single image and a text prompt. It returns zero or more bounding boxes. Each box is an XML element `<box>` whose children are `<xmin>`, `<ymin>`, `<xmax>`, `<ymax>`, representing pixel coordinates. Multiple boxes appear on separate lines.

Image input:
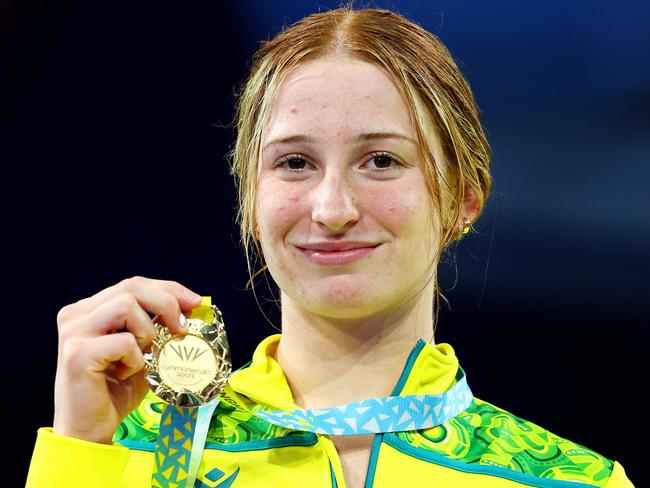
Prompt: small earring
<box><xmin>462</xmin><ymin>218</ymin><xmax>472</xmax><ymax>234</ymax></box>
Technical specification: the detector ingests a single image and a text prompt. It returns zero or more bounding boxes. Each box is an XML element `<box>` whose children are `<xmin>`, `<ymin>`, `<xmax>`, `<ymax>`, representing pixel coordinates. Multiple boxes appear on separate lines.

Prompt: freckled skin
<box><xmin>256</xmin><ymin>55</ymin><xmax>438</xmax><ymax>320</ymax></box>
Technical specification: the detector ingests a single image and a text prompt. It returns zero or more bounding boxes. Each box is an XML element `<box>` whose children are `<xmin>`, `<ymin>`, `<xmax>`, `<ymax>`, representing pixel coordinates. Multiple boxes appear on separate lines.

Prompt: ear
<box><xmin>461</xmin><ymin>186</ymin><xmax>480</xmax><ymax>226</ymax></box>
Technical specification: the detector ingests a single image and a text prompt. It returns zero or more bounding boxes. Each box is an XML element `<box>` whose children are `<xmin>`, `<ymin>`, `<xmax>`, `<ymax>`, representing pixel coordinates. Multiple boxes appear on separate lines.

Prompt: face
<box><xmin>255</xmin><ymin>55</ymin><xmax>441</xmax><ymax>319</ymax></box>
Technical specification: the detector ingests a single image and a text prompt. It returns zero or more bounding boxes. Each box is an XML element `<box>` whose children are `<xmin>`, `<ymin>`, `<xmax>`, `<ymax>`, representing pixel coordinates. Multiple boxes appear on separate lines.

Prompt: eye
<box><xmin>274</xmin><ymin>154</ymin><xmax>311</xmax><ymax>172</ymax></box>
<box><xmin>273</xmin><ymin>151</ymin><xmax>403</xmax><ymax>174</ymax></box>
<box><xmin>365</xmin><ymin>152</ymin><xmax>402</xmax><ymax>172</ymax></box>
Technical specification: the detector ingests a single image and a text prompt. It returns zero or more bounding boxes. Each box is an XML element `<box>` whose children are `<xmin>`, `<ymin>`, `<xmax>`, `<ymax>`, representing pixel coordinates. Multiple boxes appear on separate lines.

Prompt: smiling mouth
<box><xmin>296</xmin><ymin>244</ymin><xmax>381</xmax><ymax>265</ymax></box>
<box><xmin>297</xmin><ymin>244</ymin><xmax>380</xmax><ymax>251</ymax></box>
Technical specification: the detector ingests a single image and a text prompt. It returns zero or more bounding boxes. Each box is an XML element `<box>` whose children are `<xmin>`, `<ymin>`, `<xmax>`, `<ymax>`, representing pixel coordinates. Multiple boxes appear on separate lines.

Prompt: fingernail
<box><xmin>179</xmin><ymin>313</ymin><xmax>187</xmax><ymax>328</ymax></box>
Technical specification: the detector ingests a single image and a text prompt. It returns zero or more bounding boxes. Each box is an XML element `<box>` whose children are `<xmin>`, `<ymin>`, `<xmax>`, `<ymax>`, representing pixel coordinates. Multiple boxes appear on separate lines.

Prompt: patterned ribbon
<box><xmin>151</xmin><ymin>400</ymin><xmax>220</xmax><ymax>488</ymax></box>
<box><xmin>151</xmin><ymin>348</ymin><xmax>473</xmax><ymax>487</ymax></box>
<box><xmin>222</xmin><ymin>364</ymin><xmax>473</xmax><ymax>436</ymax></box>
<box><xmin>151</xmin><ymin>405</ymin><xmax>197</xmax><ymax>488</ymax></box>
<box><xmin>187</xmin><ymin>400</ymin><xmax>221</xmax><ymax>487</ymax></box>
<box><xmin>150</xmin><ymin>296</ymin><xmax>223</xmax><ymax>488</ymax></box>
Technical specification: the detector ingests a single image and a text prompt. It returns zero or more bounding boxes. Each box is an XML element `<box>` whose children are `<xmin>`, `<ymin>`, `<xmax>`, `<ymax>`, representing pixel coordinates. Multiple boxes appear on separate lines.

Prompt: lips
<box><xmin>296</xmin><ymin>244</ymin><xmax>380</xmax><ymax>265</ymax></box>
<box><xmin>297</xmin><ymin>241</ymin><xmax>381</xmax><ymax>252</ymax></box>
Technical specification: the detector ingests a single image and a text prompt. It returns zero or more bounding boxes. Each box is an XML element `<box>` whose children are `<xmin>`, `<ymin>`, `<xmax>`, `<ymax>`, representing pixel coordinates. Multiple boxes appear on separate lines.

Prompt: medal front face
<box><xmin>158</xmin><ymin>334</ymin><xmax>217</xmax><ymax>393</ymax></box>
<box><xmin>144</xmin><ymin>302</ymin><xmax>232</xmax><ymax>407</ymax></box>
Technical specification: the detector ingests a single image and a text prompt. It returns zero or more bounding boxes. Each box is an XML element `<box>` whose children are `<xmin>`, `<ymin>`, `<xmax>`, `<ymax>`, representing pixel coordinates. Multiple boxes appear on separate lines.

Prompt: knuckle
<box><xmin>155</xmin><ymin>279</ymin><xmax>182</xmax><ymax>299</ymax></box>
<box><xmin>57</xmin><ymin>316</ymin><xmax>80</xmax><ymax>342</ymax></box>
<box><xmin>120</xmin><ymin>332</ymin><xmax>139</xmax><ymax>349</ymax></box>
<box><xmin>159</xmin><ymin>292</ymin><xmax>178</xmax><ymax>311</ymax></box>
<box><xmin>111</xmin><ymin>332</ymin><xmax>140</xmax><ymax>356</ymax></box>
<box><xmin>161</xmin><ymin>279</ymin><xmax>191</xmax><ymax>299</ymax></box>
<box><xmin>142</xmin><ymin>327</ymin><xmax>156</xmax><ymax>346</ymax></box>
<box><xmin>125</xmin><ymin>334</ymin><xmax>145</xmax><ymax>360</ymax></box>
<box><xmin>167</xmin><ymin>280</ymin><xmax>185</xmax><ymax>294</ymax></box>
<box><xmin>122</xmin><ymin>275</ymin><xmax>146</xmax><ymax>289</ymax></box>
<box><xmin>115</xmin><ymin>292</ymin><xmax>137</xmax><ymax>316</ymax></box>
<box><xmin>56</xmin><ymin>304</ymin><xmax>73</xmax><ymax>327</ymax></box>
<box><xmin>56</xmin><ymin>297</ymin><xmax>88</xmax><ymax>326</ymax></box>
<box><xmin>57</xmin><ymin>322</ymin><xmax>73</xmax><ymax>342</ymax></box>
<box><xmin>59</xmin><ymin>337</ymin><xmax>85</xmax><ymax>369</ymax></box>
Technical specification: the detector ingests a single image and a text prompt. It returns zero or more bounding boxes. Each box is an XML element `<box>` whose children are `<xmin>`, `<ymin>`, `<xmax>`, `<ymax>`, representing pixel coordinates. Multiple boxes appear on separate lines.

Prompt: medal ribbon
<box><xmin>150</xmin><ymin>297</ymin><xmax>222</xmax><ymax>488</ymax></box>
<box><xmin>221</xmin><ymin>364</ymin><xmax>473</xmax><ymax>435</ymax></box>
<box><xmin>151</xmin><ymin>405</ymin><xmax>196</xmax><ymax>488</ymax></box>
<box><xmin>151</xmin><ymin>400</ymin><xmax>221</xmax><ymax>488</ymax></box>
<box><xmin>150</xmin><ymin>366</ymin><xmax>472</xmax><ymax>487</ymax></box>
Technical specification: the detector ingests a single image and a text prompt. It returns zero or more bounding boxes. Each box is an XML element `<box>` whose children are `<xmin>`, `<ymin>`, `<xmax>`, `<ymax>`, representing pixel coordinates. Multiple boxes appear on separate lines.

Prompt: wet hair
<box><xmin>226</xmin><ymin>3</ymin><xmax>492</xmax><ymax>332</ymax></box>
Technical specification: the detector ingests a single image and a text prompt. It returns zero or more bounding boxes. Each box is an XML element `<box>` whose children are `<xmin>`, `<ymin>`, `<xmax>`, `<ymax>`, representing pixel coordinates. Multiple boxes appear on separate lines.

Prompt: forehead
<box><xmin>261</xmin><ymin>56</ymin><xmax>415</xmax><ymax>146</ymax></box>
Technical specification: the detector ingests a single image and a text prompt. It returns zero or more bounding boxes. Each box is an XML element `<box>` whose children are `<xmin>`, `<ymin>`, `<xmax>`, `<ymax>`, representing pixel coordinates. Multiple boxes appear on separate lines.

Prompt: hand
<box><xmin>52</xmin><ymin>276</ymin><xmax>203</xmax><ymax>444</ymax></box>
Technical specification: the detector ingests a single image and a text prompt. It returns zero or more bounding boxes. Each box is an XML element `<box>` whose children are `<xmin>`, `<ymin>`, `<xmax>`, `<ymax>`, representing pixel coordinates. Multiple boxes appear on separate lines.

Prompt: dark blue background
<box><xmin>4</xmin><ymin>0</ymin><xmax>647</xmax><ymax>485</ymax></box>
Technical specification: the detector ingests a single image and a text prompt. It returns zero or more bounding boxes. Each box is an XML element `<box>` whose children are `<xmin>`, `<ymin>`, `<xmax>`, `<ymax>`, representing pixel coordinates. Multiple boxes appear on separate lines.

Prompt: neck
<box><xmin>275</xmin><ymin>287</ymin><xmax>434</xmax><ymax>410</ymax></box>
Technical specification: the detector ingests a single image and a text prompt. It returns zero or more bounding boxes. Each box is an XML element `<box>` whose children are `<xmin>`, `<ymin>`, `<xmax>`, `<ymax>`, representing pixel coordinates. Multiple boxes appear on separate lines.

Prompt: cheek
<box><xmin>364</xmin><ymin>183</ymin><xmax>428</xmax><ymax>233</ymax></box>
<box><xmin>256</xmin><ymin>183</ymin><xmax>304</xmax><ymax>240</ymax></box>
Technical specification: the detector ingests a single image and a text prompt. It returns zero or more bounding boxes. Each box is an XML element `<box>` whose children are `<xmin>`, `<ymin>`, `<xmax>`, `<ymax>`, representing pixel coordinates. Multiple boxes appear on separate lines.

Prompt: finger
<box><xmin>60</xmin><ymin>293</ymin><xmax>156</xmax><ymax>350</ymax></box>
<box><xmin>57</xmin><ymin>276</ymin><xmax>202</xmax><ymax>325</ymax></box>
<box><xmin>61</xmin><ymin>333</ymin><xmax>144</xmax><ymax>381</ymax></box>
<box><xmin>106</xmin><ymin>287</ymin><xmax>187</xmax><ymax>336</ymax></box>
<box><xmin>86</xmin><ymin>333</ymin><xmax>145</xmax><ymax>381</ymax></box>
<box><xmin>65</xmin><ymin>286</ymin><xmax>194</xmax><ymax>341</ymax></box>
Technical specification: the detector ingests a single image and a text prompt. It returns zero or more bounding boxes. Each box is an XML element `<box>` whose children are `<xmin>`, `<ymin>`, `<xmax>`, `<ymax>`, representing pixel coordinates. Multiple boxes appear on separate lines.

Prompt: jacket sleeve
<box><xmin>604</xmin><ymin>461</ymin><xmax>635</xmax><ymax>488</ymax></box>
<box><xmin>25</xmin><ymin>427</ymin><xmax>131</xmax><ymax>488</ymax></box>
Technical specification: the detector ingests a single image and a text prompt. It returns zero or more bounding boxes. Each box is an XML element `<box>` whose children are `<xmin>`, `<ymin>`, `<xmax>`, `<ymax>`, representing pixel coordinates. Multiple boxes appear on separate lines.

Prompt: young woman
<box><xmin>27</xmin><ymin>6</ymin><xmax>633</xmax><ymax>488</ymax></box>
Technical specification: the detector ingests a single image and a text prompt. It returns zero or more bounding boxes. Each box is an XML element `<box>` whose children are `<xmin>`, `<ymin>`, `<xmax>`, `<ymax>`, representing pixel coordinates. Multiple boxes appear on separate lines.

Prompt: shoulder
<box><xmin>393</xmin><ymin>396</ymin><xmax>624</xmax><ymax>487</ymax></box>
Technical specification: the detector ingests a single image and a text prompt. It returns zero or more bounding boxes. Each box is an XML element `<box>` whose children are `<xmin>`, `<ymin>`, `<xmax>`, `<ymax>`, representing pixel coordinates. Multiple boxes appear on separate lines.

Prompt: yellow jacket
<box><xmin>26</xmin><ymin>334</ymin><xmax>634</xmax><ymax>487</ymax></box>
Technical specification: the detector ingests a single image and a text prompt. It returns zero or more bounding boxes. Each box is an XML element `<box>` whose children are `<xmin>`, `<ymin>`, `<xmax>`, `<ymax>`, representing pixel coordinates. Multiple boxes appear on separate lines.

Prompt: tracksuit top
<box><xmin>26</xmin><ymin>334</ymin><xmax>634</xmax><ymax>487</ymax></box>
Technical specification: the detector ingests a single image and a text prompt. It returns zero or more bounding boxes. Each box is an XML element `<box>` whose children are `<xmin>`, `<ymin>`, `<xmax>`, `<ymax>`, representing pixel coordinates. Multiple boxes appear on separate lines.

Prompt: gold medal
<box><xmin>144</xmin><ymin>296</ymin><xmax>231</xmax><ymax>406</ymax></box>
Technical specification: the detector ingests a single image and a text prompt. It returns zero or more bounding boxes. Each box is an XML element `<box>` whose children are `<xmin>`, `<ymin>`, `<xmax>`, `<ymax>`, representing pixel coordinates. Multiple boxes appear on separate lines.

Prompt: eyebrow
<box><xmin>261</xmin><ymin>132</ymin><xmax>417</xmax><ymax>153</ymax></box>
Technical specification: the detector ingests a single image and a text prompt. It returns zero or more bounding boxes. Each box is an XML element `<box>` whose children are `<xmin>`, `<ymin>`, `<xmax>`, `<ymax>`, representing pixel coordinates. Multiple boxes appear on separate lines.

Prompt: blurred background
<box><xmin>3</xmin><ymin>0</ymin><xmax>647</xmax><ymax>485</ymax></box>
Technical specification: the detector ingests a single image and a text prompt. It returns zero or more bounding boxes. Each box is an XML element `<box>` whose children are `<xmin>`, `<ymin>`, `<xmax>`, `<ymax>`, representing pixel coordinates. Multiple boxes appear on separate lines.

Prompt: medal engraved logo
<box><xmin>169</xmin><ymin>344</ymin><xmax>208</xmax><ymax>362</ymax></box>
<box><xmin>158</xmin><ymin>335</ymin><xmax>217</xmax><ymax>393</ymax></box>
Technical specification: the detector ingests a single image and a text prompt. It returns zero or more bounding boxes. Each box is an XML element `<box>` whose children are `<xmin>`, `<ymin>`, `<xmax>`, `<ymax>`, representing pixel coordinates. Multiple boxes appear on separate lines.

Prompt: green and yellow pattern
<box><xmin>115</xmin><ymin>389</ymin><xmax>310</xmax><ymax>446</ymax></box>
<box><xmin>115</xmin><ymin>390</ymin><xmax>613</xmax><ymax>487</ymax></box>
<box><xmin>395</xmin><ymin>397</ymin><xmax>613</xmax><ymax>486</ymax></box>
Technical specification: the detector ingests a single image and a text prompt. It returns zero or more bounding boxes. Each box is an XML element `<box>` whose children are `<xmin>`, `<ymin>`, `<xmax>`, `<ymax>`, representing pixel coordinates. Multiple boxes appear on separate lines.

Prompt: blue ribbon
<box><xmin>152</xmin><ymin>366</ymin><xmax>473</xmax><ymax>487</ymax></box>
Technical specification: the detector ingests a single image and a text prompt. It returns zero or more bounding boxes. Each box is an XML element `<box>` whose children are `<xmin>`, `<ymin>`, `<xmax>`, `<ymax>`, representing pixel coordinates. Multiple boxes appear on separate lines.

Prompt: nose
<box><xmin>310</xmin><ymin>169</ymin><xmax>360</xmax><ymax>232</ymax></box>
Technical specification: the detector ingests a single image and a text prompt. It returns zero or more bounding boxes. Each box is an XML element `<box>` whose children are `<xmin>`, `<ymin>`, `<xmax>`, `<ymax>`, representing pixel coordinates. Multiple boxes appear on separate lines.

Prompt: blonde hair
<box><xmin>226</xmin><ymin>4</ymin><xmax>492</xmax><ymax>332</ymax></box>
